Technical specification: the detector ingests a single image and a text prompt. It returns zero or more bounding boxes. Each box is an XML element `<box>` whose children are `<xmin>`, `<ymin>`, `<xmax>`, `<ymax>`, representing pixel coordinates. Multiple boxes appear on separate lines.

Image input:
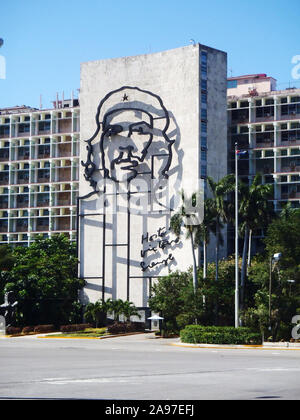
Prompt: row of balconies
<box><xmin>0</xmin><ymin>167</ymin><xmax>79</xmax><ymax>186</ymax></box>
<box><xmin>0</xmin><ymin>117</ymin><xmax>80</xmax><ymax>139</ymax></box>
<box><xmin>0</xmin><ymin>143</ymin><xmax>79</xmax><ymax>162</ymax></box>
<box><xmin>0</xmin><ymin>216</ymin><xmax>76</xmax><ymax>233</ymax></box>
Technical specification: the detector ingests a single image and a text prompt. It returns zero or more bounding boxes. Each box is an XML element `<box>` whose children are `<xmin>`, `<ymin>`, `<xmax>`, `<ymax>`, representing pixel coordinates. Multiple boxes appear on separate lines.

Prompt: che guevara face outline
<box><xmin>100</xmin><ymin>108</ymin><xmax>155</xmax><ymax>183</ymax></box>
<box><xmin>81</xmin><ymin>86</ymin><xmax>175</xmax><ymax>194</ymax></box>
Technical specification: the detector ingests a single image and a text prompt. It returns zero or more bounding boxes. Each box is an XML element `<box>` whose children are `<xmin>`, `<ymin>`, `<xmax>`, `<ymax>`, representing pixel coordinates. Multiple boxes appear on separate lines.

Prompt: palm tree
<box><xmin>195</xmin><ymin>198</ymin><xmax>217</xmax><ymax>281</ymax></box>
<box><xmin>238</xmin><ymin>174</ymin><xmax>274</xmax><ymax>307</ymax></box>
<box><xmin>121</xmin><ymin>301</ymin><xmax>141</xmax><ymax>322</ymax></box>
<box><xmin>84</xmin><ymin>299</ymin><xmax>110</xmax><ymax>327</ymax></box>
<box><xmin>106</xmin><ymin>298</ymin><xmax>126</xmax><ymax>322</ymax></box>
<box><xmin>170</xmin><ymin>190</ymin><xmax>203</xmax><ymax>293</ymax></box>
<box><xmin>207</xmin><ymin>175</ymin><xmax>235</xmax><ymax>282</ymax></box>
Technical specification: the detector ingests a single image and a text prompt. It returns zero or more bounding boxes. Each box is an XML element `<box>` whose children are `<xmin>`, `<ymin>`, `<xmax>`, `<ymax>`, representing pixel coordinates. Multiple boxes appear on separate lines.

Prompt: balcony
<box><xmin>58</xmin><ymin>119</ymin><xmax>72</xmax><ymax>134</ymax></box>
<box><xmin>0</xmin><ymin>152</ymin><xmax>9</xmax><ymax>162</ymax></box>
<box><xmin>57</xmin><ymin>144</ymin><xmax>72</xmax><ymax>158</ymax></box>
<box><xmin>0</xmin><ymin>177</ymin><xmax>9</xmax><ymax>185</ymax></box>
<box><xmin>57</xmin><ymin>168</ymin><xmax>71</xmax><ymax>182</ymax></box>
<box><xmin>15</xmin><ymin>225</ymin><xmax>29</xmax><ymax>233</ymax></box>
<box><xmin>16</xmin><ymin>201</ymin><xmax>29</xmax><ymax>209</ymax></box>
<box><xmin>0</xmin><ymin>225</ymin><xmax>8</xmax><ymax>233</ymax></box>
<box><xmin>280</xmin><ymin>165</ymin><xmax>300</xmax><ymax>173</ymax></box>
<box><xmin>36</xmin><ymin>200</ymin><xmax>50</xmax><ymax>208</ymax></box>
<box><xmin>56</xmin><ymin>220</ymin><xmax>71</xmax><ymax>231</ymax></box>
<box><xmin>35</xmin><ymin>224</ymin><xmax>49</xmax><ymax>232</ymax></box>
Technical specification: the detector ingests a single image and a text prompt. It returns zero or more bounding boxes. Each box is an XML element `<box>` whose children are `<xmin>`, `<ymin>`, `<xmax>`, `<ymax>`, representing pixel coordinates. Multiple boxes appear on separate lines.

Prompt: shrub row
<box><xmin>180</xmin><ymin>325</ymin><xmax>262</xmax><ymax>345</ymax></box>
<box><xmin>60</xmin><ymin>324</ymin><xmax>92</xmax><ymax>333</ymax></box>
<box><xmin>5</xmin><ymin>325</ymin><xmax>56</xmax><ymax>335</ymax></box>
<box><xmin>107</xmin><ymin>321</ymin><xmax>146</xmax><ymax>334</ymax></box>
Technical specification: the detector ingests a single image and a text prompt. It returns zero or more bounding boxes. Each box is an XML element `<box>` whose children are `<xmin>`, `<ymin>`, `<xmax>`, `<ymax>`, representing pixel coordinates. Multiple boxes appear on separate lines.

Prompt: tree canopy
<box><xmin>0</xmin><ymin>235</ymin><xmax>85</xmax><ymax>327</ymax></box>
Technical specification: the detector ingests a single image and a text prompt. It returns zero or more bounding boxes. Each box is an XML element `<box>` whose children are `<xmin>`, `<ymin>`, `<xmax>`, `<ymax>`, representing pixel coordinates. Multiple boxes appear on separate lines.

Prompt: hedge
<box><xmin>180</xmin><ymin>325</ymin><xmax>262</xmax><ymax>345</ymax></box>
<box><xmin>107</xmin><ymin>321</ymin><xmax>146</xmax><ymax>334</ymax></box>
<box><xmin>60</xmin><ymin>324</ymin><xmax>92</xmax><ymax>333</ymax></box>
<box><xmin>34</xmin><ymin>325</ymin><xmax>55</xmax><ymax>334</ymax></box>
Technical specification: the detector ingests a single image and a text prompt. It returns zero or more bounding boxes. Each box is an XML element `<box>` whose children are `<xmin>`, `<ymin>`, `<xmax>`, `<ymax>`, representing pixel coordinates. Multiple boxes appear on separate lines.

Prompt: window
<box><xmin>201</xmin><ymin>136</ymin><xmax>207</xmax><ymax>148</ymax></box>
<box><xmin>228</xmin><ymin>80</ymin><xmax>238</xmax><ymax>89</ymax></box>
<box><xmin>201</xmin><ymin>92</ymin><xmax>207</xmax><ymax>104</ymax></box>
<box><xmin>265</xmin><ymin>98</ymin><xmax>274</xmax><ymax>105</ymax></box>
<box><xmin>291</xmin><ymin>96</ymin><xmax>300</xmax><ymax>103</ymax></box>
<box><xmin>240</xmin><ymin>101</ymin><xmax>249</xmax><ymax>108</ymax></box>
<box><xmin>201</xmin><ymin>80</ymin><xmax>207</xmax><ymax>91</ymax></box>
<box><xmin>201</xmin><ymin>150</ymin><xmax>207</xmax><ymax>161</ymax></box>
<box><xmin>240</xmin><ymin>126</ymin><xmax>249</xmax><ymax>134</ymax></box>
<box><xmin>201</xmin><ymin>109</ymin><xmax>207</xmax><ymax>120</ymax></box>
<box><xmin>201</xmin><ymin>122</ymin><xmax>207</xmax><ymax>133</ymax></box>
<box><xmin>201</xmin><ymin>51</ymin><xmax>207</xmax><ymax>64</ymax></box>
<box><xmin>201</xmin><ymin>166</ymin><xmax>207</xmax><ymax>178</ymax></box>
<box><xmin>38</xmin><ymin>121</ymin><xmax>51</xmax><ymax>132</ymax></box>
<box><xmin>265</xmin><ymin>150</ymin><xmax>274</xmax><ymax>157</ymax></box>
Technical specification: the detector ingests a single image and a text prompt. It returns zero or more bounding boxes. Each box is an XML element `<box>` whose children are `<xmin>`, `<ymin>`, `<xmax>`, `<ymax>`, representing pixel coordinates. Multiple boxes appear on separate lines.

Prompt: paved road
<box><xmin>0</xmin><ymin>333</ymin><xmax>300</xmax><ymax>400</ymax></box>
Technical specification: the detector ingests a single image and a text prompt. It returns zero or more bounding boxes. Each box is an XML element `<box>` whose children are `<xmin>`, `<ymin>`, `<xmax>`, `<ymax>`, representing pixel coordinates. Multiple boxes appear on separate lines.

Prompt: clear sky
<box><xmin>0</xmin><ymin>0</ymin><xmax>299</xmax><ymax>109</ymax></box>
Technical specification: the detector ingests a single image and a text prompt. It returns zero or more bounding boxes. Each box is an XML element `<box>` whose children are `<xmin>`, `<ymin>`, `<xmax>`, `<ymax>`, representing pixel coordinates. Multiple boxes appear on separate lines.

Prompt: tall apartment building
<box><xmin>227</xmin><ymin>74</ymin><xmax>300</xmax><ymax>251</ymax></box>
<box><xmin>0</xmin><ymin>98</ymin><xmax>80</xmax><ymax>246</ymax></box>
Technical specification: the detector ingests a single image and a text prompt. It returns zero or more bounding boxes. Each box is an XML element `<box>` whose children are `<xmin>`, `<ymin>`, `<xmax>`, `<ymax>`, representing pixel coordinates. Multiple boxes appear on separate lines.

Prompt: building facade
<box><xmin>78</xmin><ymin>44</ymin><xmax>228</xmax><ymax>310</ymax></box>
<box><xmin>0</xmin><ymin>99</ymin><xmax>80</xmax><ymax>246</ymax></box>
<box><xmin>228</xmin><ymin>74</ymin><xmax>300</xmax><ymax>251</ymax></box>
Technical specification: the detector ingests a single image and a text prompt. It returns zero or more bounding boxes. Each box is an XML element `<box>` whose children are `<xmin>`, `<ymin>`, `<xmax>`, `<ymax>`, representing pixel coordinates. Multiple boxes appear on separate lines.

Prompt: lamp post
<box><xmin>287</xmin><ymin>280</ymin><xmax>296</xmax><ymax>296</ymax></box>
<box><xmin>235</xmin><ymin>143</ymin><xmax>239</xmax><ymax>328</ymax></box>
<box><xmin>269</xmin><ymin>252</ymin><xmax>282</xmax><ymax>332</ymax></box>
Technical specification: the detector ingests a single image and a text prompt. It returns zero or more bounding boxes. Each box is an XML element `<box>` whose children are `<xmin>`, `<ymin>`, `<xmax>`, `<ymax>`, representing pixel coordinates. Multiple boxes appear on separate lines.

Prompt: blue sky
<box><xmin>0</xmin><ymin>0</ymin><xmax>299</xmax><ymax>109</ymax></box>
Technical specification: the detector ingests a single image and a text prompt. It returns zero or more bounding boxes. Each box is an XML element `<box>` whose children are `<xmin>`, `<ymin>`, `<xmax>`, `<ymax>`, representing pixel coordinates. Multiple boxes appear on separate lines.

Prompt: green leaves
<box><xmin>84</xmin><ymin>298</ymin><xmax>140</xmax><ymax>325</ymax></box>
<box><xmin>1</xmin><ymin>235</ymin><xmax>84</xmax><ymax>326</ymax></box>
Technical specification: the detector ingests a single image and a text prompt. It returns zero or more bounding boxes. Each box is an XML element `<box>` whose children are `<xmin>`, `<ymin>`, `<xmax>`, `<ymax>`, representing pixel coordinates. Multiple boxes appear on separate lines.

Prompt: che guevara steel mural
<box><xmin>79</xmin><ymin>86</ymin><xmax>181</xmax><ymax>300</ymax></box>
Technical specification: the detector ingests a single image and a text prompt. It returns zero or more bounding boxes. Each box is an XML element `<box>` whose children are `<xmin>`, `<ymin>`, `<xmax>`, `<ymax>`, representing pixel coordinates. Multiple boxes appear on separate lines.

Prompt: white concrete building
<box><xmin>75</xmin><ymin>45</ymin><xmax>228</xmax><ymax>315</ymax></box>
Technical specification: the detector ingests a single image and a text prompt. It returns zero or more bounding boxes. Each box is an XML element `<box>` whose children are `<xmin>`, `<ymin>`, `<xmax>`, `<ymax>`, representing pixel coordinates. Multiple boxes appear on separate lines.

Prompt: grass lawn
<box><xmin>44</xmin><ymin>327</ymin><xmax>109</xmax><ymax>338</ymax></box>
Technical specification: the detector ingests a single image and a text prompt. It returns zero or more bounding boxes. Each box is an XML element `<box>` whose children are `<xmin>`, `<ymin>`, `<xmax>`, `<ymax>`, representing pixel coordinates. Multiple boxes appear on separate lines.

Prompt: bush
<box><xmin>60</xmin><ymin>324</ymin><xmax>92</xmax><ymax>333</ymax></box>
<box><xmin>180</xmin><ymin>325</ymin><xmax>262</xmax><ymax>345</ymax></box>
<box><xmin>107</xmin><ymin>321</ymin><xmax>145</xmax><ymax>334</ymax></box>
<box><xmin>22</xmin><ymin>326</ymin><xmax>35</xmax><ymax>334</ymax></box>
<box><xmin>6</xmin><ymin>326</ymin><xmax>22</xmax><ymax>335</ymax></box>
<box><xmin>33</xmin><ymin>325</ymin><xmax>55</xmax><ymax>334</ymax></box>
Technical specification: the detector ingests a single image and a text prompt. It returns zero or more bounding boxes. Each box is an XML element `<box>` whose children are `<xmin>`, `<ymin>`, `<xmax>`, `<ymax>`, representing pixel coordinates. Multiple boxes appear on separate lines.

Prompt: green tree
<box><xmin>149</xmin><ymin>270</ymin><xmax>197</xmax><ymax>334</ymax></box>
<box><xmin>207</xmin><ymin>175</ymin><xmax>235</xmax><ymax>282</ymax></box>
<box><xmin>170</xmin><ymin>190</ymin><xmax>203</xmax><ymax>293</ymax></box>
<box><xmin>84</xmin><ymin>300</ymin><xmax>110</xmax><ymax>327</ymax></box>
<box><xmin>0</xmin><ymin>245</ymin><xmax>15</xmax><ymax>271</ymax></box>
<box><xmin>238</xmin><ymin>174</ymin><xmax>274</xmax><ymax>307</ymax></box>
<box><xmin>121</xmin><ymin>300</ymin><xmax>141</xmax><ymax>321</ymax></box>
<box><xmin>195</xmin><ymin>198</ymin><xmax>217</xmax><ymax>281</ymax></box>
<box><xmin>2</xmin><ymin>235</ymin><xmax>85</xmax><ymax>327</ymax></box>
<box><xmin>244</xmin><ymin>256</ymin><xmax>300</xmax><ymax>341</ymax></box>
<box><xmin>265</xmin><ymin>208</ymin><xmax>300</xmax><ymax>269</ymax></box>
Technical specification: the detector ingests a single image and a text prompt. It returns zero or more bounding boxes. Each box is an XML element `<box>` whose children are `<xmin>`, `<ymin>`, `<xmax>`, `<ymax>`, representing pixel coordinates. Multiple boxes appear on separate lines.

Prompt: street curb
<box><xmin>38</xmin><ymin>331</ymin><xmax>152</xmax><ymax>340</ymax></box>
<box><xmin>170</xmin><ymin>342</ymin><xmax>300</xmax><ymax>351</ymax></box>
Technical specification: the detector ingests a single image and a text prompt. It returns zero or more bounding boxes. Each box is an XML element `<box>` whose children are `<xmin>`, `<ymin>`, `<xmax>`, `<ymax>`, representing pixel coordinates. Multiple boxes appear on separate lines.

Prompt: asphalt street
<box><xmin>0</xmin><ymin>333</ymin><xmax>300</xmax><ymax>400</ymax></box>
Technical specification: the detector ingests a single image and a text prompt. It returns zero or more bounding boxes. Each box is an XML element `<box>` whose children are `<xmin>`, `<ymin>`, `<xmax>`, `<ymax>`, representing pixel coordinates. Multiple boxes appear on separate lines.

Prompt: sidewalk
<box><xmin>171</xmin><ymin>340</ymin><xmax>300</xmax><ymax>350</ymax></box>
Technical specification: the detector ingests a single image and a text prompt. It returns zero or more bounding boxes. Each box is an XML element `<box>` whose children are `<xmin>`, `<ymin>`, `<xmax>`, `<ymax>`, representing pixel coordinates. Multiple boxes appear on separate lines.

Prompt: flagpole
<box><xmin>235</xmin><ymin>143</ymin><xmax>239</xmax><ymax>328</ymax></box>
